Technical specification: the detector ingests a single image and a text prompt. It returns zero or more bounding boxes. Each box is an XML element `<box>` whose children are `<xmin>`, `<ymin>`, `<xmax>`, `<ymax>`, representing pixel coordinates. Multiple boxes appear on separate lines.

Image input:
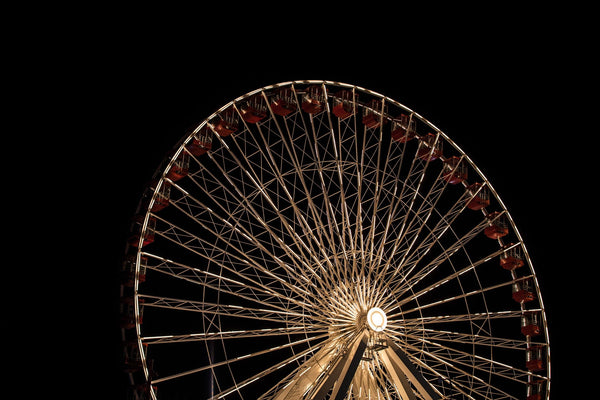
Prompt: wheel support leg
<box><xmin>380</xmin><ymin>343</ymin><xmax>440</xmax><ymax>400</ymax></box>
<box><xmin>323</xmin><ymin>332</ymin><xmax>368</xmax><ymax>400</ymax></box>
<box><xmin>272</xmin><ymin>332</ymin><xmax>439</xmax><ymax>400</ymax></box>
<box><xmin>273</xmin><ymin>331</ymin><xmax>368</xmax><ymax>400</ymax></box>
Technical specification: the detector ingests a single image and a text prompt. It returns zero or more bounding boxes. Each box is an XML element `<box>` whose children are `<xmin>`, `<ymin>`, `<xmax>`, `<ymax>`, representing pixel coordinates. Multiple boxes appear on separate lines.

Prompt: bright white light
<box><xmin>367</xmin><ymin>307</ymin><xmax>387</xmax><ymax>332</ymax></box>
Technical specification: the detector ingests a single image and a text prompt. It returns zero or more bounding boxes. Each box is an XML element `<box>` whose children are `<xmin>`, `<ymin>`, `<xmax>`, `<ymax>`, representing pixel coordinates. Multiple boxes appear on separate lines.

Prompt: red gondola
<box><xmin>512</xmin><ymin>279</ymin><xmax>535</xmax><ymax>303</ymax></box>
<box><xmin>240</xmin><ymin>96</ymin><xmax>268</xmax><ymax>124</ymax></box>
<box><xmin>484</xmin><ymin>211</ymin><xmax>508</xmax><ymax>239</ymax></box>
<box><xmin>186</xmin><ymin>128</ymin><xmax>212</xmax><ymax>156</ymax></box>
<box><xmin>301</xmin><ymin>85</ymin><xmax>324</xmax><ymax>114</ymax></box>
<box><xmin>332</xmin><ymin>90</ymin><xmax>354</xmax><ymax>120</ymax></box>
<box><xmin>526</xmin><ymin>346</ymin><xmax>544</xmax><ymax>371</ymax></box>
<box><xmin>166</xmin><ymin>152</ymin><xmax>189</xmax><ymax>182</ymax></box>
<box><xmin>362</xmin><ymin>99</ymin><xmax>385</xmax><ymax>129</ymax></box>
<box><xmin>526</xmin><ymin>380</ymin><xmax>545</xmax><ymax>400</ymax></box>
<box><xmin>391</xmin><ymin>114</ymin><xmax>416</xmax><ymax>142</ymax></box>
<box><xmin>465</xmin><ymin>183</ymin><xmax>490</xmax><ymax>210</ymax></box>
<box><xmin>521</xmin><ymin>312</ymin><xmax>541</xmax><ymax>336</ymax></box>
<box><xmin>128</xmin><ymin>215</ymin><xmax>156</xmax><ymax>248</ymax></box>
<box><xmin>123</xmin><ymin>342</ymin><xmax>144</xmax><ymax>372</ymax></box>
<box><xmin>212</xmin><ymin>108</ymin><xmax>239</xmax><ymax>137</ymax></box>
<box><xmin>149</xmin><ymin>181</ymin><xmax>170</xmax><ymax>212</ymax></box>
<box><xmin>442</xmin><ymin>156</ymin><xmax>468</xmax><ymax>184</ymax></box>
<box><xmin>417</xmin><ymin>133</ymin><xmax>443</xmax><ymax>161</ymax></box>
<box><xmin>500</xmin><ymin>244</ymin><xmax>525</xmax><ymax>270</ymax></box>
<box><xmin>121</xmin><ymin>255</ymin><xmax>147</xmax><ymax>287</ymax></box>
<box><xmin>270</xmin><ymin>88</ymin><xmax>297</xmax><ymax>116</ymax></box>
<box><xmin>120</xmin><ymin>296</ymin><xmax>144</xmax><ymax>329</ymax></box>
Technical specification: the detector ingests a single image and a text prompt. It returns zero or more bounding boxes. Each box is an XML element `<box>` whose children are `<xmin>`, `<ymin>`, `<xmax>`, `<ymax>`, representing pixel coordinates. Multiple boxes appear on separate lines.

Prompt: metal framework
<box><xmin>121</xmin><ymin>81</ymin><xmax>550</xmax><ymax>400</ymax></box>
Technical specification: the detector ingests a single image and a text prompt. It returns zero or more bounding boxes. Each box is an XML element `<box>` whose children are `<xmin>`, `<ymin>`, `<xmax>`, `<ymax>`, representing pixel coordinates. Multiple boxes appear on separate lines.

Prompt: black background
<box><xmin>57</xmin><ymin>13</ymin><xmax>591</xmax><ymax>399</ymax></box>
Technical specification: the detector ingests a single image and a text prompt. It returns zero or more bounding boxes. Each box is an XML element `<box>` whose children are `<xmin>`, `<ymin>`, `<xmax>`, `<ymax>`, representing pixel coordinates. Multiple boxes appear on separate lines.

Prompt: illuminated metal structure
<box><xmin>121</xmin><ymin>81</ymin><xmax>550</xmax><ymax>399</ymax></box>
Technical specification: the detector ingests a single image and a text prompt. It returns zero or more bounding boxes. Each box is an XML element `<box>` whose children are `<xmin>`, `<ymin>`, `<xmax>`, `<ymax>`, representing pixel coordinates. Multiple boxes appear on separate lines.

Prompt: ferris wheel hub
<box><xmin>367</xmin><ymin>307</ymin><xmax>387</xmax><ymax>332</ymax></box>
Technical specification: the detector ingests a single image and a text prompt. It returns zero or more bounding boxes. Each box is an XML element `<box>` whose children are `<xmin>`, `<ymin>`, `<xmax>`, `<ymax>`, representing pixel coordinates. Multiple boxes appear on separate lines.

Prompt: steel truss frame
<box><xmin>122</xmin><ymin>81</ymin><xmax>550</xmax><ymax>400</ymax></box>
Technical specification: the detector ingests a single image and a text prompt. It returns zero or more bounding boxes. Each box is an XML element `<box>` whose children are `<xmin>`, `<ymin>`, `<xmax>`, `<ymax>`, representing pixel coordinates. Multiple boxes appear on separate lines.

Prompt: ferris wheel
<box><xmin>120</xmin><ymin>80</ymin><xmax>550</xmax><ymax>400</ymax></box>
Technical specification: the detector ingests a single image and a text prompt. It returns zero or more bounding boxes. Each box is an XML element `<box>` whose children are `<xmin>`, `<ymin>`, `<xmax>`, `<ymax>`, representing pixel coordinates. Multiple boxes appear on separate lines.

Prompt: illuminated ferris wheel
<box><xmin>120</xmin><ymin>81</ymin><xmax>550</xmax><ymax>400</ymax></box>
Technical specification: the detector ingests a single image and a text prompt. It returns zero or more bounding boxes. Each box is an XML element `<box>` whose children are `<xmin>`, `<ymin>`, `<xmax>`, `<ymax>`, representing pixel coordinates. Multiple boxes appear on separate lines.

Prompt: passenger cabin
<box><xmin>526</xmin><ymin>345</ymin><xmax>544</xmax><ymax>372</ymax></box>
<box><xmin>240</xmin><ymin>95</ymin><xmax>268</xmax><ymax>124</ymax></box>
<box><xmin>442</xmin><ymin>156</ymin><xmax>468</xmax><ymax>184</ymax></box>
<box><xmin>484</xmin><ymin>211</ymin><xmax>509</xmax><ymax>239</ymax></box>
<box><xmin>301</xmin><ymin>85</ymin><xmax>324</xmax><ymax>114</ymax></box>
<box><xmin>270</xmin><ymin>88</ymin><xmax>297</xmax><ymax>116</ymax></box>
<box><xmin>332</xmin><ymin>90</ymin><xmax>355</xmax><ymax>120</ymax></box>
<box><xmin>417</xmin><ymin>133</ymin><xmax>443</xmax><ymax>161</ymax></box>
<box><xmin>130</xmin><ymin>382</ymin><xmax>158</xmax><ymax>400</ymax></box>
<box><xmin>526</xmin><ymin>380</ymin><xmax>545</xmax><ymax>400</ymax></box>
<box><xmin>121</xmin><ymin>255</ymin><xmax>147</xmax><ymax>287</ymax></box>
<box><xmin>120</xmin><ymin>296</ymin><xmax>144</xmax><ymax>329</ymax></box>
<box><xmin>362</xmin><ymin>99</ymin><xmax>386</xmax><ymax>129</ymax></box>
<box><xmin>391</xmin><ymin>114</ymin><xmax>416</xmax><ymax>143</ymax></box>
<box><xmin>150</xmin><ymin>181</ymin><xmax>170</xmax><ymax>212</ymax></box>
<box><xmin>500</xmin><ymin>244</ymin><xmax>525</xmax><ymax>270</ymax></box>
<box><xmin>128</xmin><ymin>215</ymin><xmax>156</xmax><ymax>248</ymax></box>
<box><xmin>166</xmin><ymin>152</ymin><xmax>189</xmax><ymax>182</ymax></box>
<box><xmin>212</xmin><ymin>108</ymin><xmax>239</xmax><ymax>137</ymax></box>
<box><xmin>123</xmin><ymin>342</ymin><xmax>144</xmax><ymax>372</ymax></box>
<box><xmin>465</xmin><ymin>183</ymin><xmax>490</xmax><ymax>210</ymax></box>
<box><xmin>512</xmin><ymin>279</ymin><xmax>535</xmax><ymax>303</ymax></box>
<box><xmin>521</xmin><ymin>312</ymin><xmax>541</xmax><ymax>336</ymax></box>
<box><xmin>186</xmin><ymin>127</ymin><xmax>212</xmax><ymax>156</ymax></box>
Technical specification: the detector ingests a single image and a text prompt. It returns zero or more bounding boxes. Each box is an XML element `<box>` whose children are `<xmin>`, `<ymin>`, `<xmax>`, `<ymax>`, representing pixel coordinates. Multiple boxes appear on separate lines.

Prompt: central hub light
<box><xmin>367</xmin><ymin>307</ymin><xmax>387</xmax><ymax>332</ymax></box>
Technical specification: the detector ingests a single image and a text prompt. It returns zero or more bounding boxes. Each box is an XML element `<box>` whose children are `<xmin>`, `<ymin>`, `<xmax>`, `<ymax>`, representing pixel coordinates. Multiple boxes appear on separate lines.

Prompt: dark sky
<box><xmin>81</xmin><ymin>24</ymin><xmax>589</xmax><ymax>399</ymax></box>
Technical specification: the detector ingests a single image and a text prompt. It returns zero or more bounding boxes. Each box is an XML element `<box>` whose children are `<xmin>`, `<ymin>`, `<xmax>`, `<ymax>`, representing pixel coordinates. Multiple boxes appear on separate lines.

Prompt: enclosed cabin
<box><xmin>211</xmin><ymin>108</ymin><xmax>239</xmax><ymax>137</ymax></box>
<box><xmin>484</xmin><ymin>211</ymin><xmax>509</xmax><ymax>240</ymax></box>
<box><xmin>240</xmin><ymin>95</ymin><xmax>268</xmax><ymax>124</ymax></box>
<box><xmin>332</xmin><ymin>89</ymin><xmax>355</xmax><ymax>120</ymax></box>
<box><xmin>442</xmin><ymin>156</ymin><xmax>468</xmax><ymax>184</ymax></box>
<box><xmin>362</xmin><ymin>99</ymin><xmax>387</xmax><ymax>129</ymax></box>
<box><xmin>521</xmin><ymin>311</ymin><xmax>541</xmax><ymax>336</ymax></box>
<box><xmin>526</xmin><ymin>380</ymin><xmax>545</xmax><ymax>400</ymax></box>
<box><xmin>500</xmin><ymin>244</ymin><xmax>525</xmax><ymax>270</ymax></box>
<box><xmin>417</xmin><ymin>133</ymin><xmax>443</xmax><ymax>161</ymax></box>
<box><xmin>391</xmin><ymin>114</ymin><xmax>416</xmax><ymax>143</ymax></box>
<box><xmin>186</xmin><ymin>126</ymin><xmax>212</xmax><ymax>156</ymax></box>
<box><xmin>149</xmin><ymin>180</ymin><xmax>170</xmax><ymax>212</ymax></box>
<box><xmin>120</xmin><ymin>296</ymin><xmax>144</xmax><ymax>329</ymax></box>
<box><xmin>512</xmin><ymin>278</ymin><xmax>536</xmax><ymax>303</ymax></box>
<box><xmin>123</xmin><ymin>341</ymin><xmax>144</xmax><ymax>372</ymax></box>
<box><xmin>166</xmin><ymin>152</ymin><xmax>190</xmax><ymax>182</ymax></box>
<box><xmin>121</xmin><ymin>255</ymin><xmax>147</xmax><ymax>287</ymax></box>
<box><xmin>301</xmin><ymin>85</ymin><xmax>325</xmax><ymax>114</ymax></box>
<box><xmin>525</xmin><ymin>345</ymin><xmax>545</xmax><ymax>372</ymax></box>
<box><xmin>130</xmin><ymin>381</ymin><xmax>158</xmax><ymax>400</ymax></box>
<box><xmin>128</xmin><ymin>215</ymin><xmax>156</xmax><ymax>248</ymax></box>
<box><xmin>465</xmin><ymin>182</ymin><xmax>490</xmax><ymax>210</ymax></box>
<box><xmin>270</xmin><ymin>87</ymin><xmax>297</xmax><ymax>117</ymax></box>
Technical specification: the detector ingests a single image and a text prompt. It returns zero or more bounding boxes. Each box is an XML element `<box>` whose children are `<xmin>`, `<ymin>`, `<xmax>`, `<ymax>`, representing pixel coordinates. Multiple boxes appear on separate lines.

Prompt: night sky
<box><xmin>78</xmin><ymin>22</ymin><xmax>590</xmax><ymax>399</ymax></box>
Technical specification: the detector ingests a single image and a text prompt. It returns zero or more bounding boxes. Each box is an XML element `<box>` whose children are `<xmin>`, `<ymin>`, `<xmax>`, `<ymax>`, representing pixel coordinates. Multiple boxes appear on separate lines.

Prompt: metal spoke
<box><xmin>386</xmin><ymin>325</ymin><xmax>543</xmax><ymax>352</ymax></box>
<box><xmin>142</xmin><ymin>326</ymin><xmax>328</xmax><ymax>345</ymax></box>
<box><xmin>399</xmin><ymin>275</ymin><xmax>534</xmax><ymax>317</ymax></box>
<box><xmin>151</xmin><ymin>332</ymin><xmax>330</xmax><ymax>385</ymax></box>
<box><xmin>392</xmin><ymin>309</ymin><xmax>539</xmax><ymax>325</ymax></box>
<box><xmin>139</xmin><ymin>294</ymin><xmax>323</xmax><ymax>325</ymax></box>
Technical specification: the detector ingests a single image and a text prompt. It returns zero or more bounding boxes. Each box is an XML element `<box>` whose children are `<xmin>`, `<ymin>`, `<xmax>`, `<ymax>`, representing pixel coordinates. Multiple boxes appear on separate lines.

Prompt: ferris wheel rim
<box><xmin>123</xmin><ymin>80</ymin><xmax>550</xmax><ymax>400</ymax></box>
